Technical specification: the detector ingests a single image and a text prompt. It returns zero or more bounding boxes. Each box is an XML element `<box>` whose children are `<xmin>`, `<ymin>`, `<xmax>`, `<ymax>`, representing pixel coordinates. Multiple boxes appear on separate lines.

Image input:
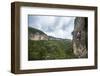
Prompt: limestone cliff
<box><xmin>28</xmin><ymin>27</ymin><xmax>48</xmax><ymax>40</ymax></box>
<box><xmin>72</xmin><ymin>17</ymin><xmax>88</xmax><ymax>58</ymax></box>
<box><xmin>29</xmin><ymin>32</ymin><xmax>48</xmax><ymax>40</ymax></box>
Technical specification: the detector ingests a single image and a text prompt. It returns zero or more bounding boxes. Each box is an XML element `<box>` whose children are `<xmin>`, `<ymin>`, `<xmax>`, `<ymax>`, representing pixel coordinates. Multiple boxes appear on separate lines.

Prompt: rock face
<box><xmin>29</xmin><ymin>32</ymin><xmax>48</xmax><ymax>40</ymax></box>
<box><xmin>28</xmin><ymin>27</ymin><xmax>48</xmax><ymax>40</ymax></box>
<box><xmin>72</xmin><ymin>17</ymin><xmax>88</xmax><ymax>58</ymax></box>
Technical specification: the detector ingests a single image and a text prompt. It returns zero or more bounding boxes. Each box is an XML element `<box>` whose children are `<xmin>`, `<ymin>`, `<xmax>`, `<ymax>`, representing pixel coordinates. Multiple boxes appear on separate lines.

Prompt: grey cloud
<box><xmin>62</xmin><ymin>18</ymin><xmax>75</xmax><ymax>31</ymax></box>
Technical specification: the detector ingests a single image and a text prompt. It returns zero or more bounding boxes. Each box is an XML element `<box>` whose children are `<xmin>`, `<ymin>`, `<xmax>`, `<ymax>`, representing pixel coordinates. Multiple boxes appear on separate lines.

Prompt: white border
<box><xmin>20</xmin><ymin>6</ymin><xmax>95</xmax><ymax>70</ymax></box>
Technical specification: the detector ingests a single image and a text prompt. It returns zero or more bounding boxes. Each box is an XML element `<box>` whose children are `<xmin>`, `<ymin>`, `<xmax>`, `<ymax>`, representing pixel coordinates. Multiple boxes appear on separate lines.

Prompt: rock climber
<box><xmin>76</xmin><ymin>31</ymin><xmax>81</xmax><ymax>40</ymax></box>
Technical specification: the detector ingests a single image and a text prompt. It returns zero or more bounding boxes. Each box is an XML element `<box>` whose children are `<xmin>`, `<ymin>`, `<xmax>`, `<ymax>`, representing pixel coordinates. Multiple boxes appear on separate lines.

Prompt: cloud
<box><xmin>28</xmin><ymin>15</ymin><xmax>75</xmax><ymax>39</ymax></box>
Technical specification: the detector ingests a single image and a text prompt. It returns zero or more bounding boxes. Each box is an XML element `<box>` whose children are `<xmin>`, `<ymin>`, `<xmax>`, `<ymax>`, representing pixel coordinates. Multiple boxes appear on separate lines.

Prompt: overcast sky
<box><xmin>28</xmin><ymin>15</ymin><xmax>75</xmax><ymax>39</ymax></box>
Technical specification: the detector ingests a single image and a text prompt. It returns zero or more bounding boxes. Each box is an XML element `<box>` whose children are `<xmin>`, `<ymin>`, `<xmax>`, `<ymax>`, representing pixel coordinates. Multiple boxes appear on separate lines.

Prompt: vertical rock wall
<box><xmin>72</xmin><ymin>17</ymin><xmax>88</xmax><ymax>58</ymax></box>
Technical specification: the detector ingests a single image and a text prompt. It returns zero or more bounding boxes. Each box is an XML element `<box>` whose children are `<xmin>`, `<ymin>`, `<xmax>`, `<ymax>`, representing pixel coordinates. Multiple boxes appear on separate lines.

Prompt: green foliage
<box><xmin>28</xmin><ymin>40</ymin><xmax>76</xmax><ymax>60</ymax></box>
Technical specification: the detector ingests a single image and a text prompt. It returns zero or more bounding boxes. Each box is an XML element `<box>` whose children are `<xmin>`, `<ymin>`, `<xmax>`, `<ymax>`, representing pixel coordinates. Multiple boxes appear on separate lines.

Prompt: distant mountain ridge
<box><xmin>28</xmin><ymin>27</ymin><xmax>71</xmax><ymax>41</ymax></box>
<box><xmin>28</xmin><ymin>27</ymin><xmax>46</xmax><ymax>35</ymax></box>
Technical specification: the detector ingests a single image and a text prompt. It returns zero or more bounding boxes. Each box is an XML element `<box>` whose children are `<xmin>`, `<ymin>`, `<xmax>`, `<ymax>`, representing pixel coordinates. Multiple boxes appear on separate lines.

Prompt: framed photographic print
<box><xmin>11</xmin><ymin>2</ymin><xmax>98</xmax><ymax>74</ymax></box>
